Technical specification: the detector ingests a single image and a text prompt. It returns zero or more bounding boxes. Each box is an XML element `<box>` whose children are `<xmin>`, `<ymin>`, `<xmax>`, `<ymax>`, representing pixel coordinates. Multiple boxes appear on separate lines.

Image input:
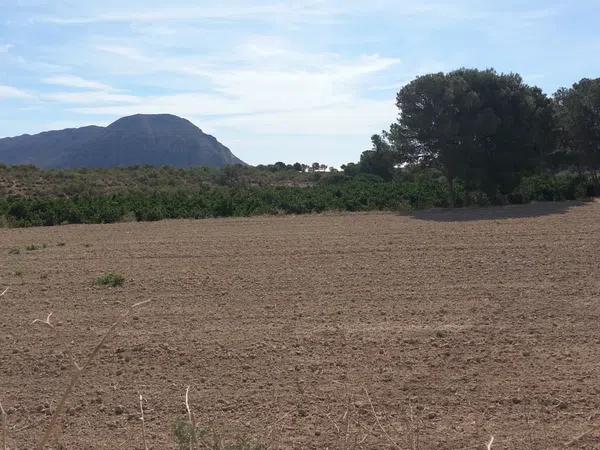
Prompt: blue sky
<box><xmin>1</xmin><ymin>0</ymin><xmax>599</xmax><ymax>166</ymax></box>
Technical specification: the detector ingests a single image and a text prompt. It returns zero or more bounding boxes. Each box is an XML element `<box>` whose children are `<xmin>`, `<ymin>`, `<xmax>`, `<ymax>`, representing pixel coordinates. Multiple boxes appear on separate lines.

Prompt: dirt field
<box><xmin>1</xmin><ymin>201</ymin><xmax>599</xmax><ymax>449</ymax></box>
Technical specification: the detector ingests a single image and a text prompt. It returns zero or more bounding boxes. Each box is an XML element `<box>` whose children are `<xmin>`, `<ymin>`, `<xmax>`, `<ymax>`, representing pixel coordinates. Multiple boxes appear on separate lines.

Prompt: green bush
<box><xmin>95</xmin><ymin>273</ymin><xmax>126</xmax><ymax>287</ymax></box>
<box><xmin>514</xmin><ymin>173</ymin><xmax>591</xmax><ymax>203</ymax></box>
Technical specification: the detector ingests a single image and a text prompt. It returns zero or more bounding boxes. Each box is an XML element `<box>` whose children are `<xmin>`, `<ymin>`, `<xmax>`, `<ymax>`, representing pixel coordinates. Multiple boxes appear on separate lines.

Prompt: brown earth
<box><xmin>1</xmin><ymin>201</ymin><xmax>599</xmax><ymax>449</ymax></box>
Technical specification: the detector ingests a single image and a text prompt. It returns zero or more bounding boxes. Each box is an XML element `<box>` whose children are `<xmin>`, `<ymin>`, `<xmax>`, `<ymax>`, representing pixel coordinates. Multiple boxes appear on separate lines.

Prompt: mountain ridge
<box><xmin>0</xmin><ymin>114</ymin><xmax>245</xmax><ymax>169</ymax></box>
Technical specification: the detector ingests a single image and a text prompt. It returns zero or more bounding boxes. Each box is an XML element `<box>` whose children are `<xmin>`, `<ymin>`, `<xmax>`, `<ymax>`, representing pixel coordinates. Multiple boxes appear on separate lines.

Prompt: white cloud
<box><xmin>95</xmin><ymin>45</ymin><xmax>150</xmax><ymax>62</ymax></box>
<box><xmin>43</xmin><ymin>91</ymin><xmax>140</xmax><ymax>104</ymax></box>
<box><xmin>0</xmin><ymin>44</ymin><xmax>13</xmax><ymax>53</ymax></box>
<box><xmin>0</xmin><ymin>85</ymin><xmax>33</xmax><ymax>99</ymax></box>
<box><xmin>34</xmin><ymin>2</ymin><xmax>343</xmax><ymax>25</ymax></box>
<box><xmin>42</xmin><ymin>75</ymin><xmax>116</xmax><ymax>91</ymax></box>
<box><xmin>64</xmin><ymin>51</ymin><xmax>399</xmax><ymax>117</ymax></box>
<box><xmin>204</xmin><ymin>99</ymin><xmax>396</xmax><ymax>136</ymax></box>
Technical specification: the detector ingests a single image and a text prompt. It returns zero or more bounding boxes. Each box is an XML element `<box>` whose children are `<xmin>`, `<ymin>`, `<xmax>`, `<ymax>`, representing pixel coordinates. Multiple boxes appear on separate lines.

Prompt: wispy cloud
<box><xmin>95</xmin><ymin>45</ymin><xmax>150</xmax><ymax>62</ymax></box>
<box><xmin>44</xmin><ymin>91</ymin><xmax>140</xmax><ymax>104</ymax></box>
<box><xmin>42</xmin><ymin>75</ymin><xmax>117</xmax><ymax>91</ymax></box>
<box><xmin>0</xmin><ymin>44</ymin><xmax>13</xmax><ymax>53</ymax></box>
<box><xmin>34</xmin><ymin>2</ymin><xmax>341</xmax><ymax>25</ymax></box>
<box><xmin>64</xmin><ymin>44</ymin><xmax>399</xmax><ymax>115</ymax></box>
<box><xmin>0</xmin><ymin>85</ymin><xmax>33</xmax><ymax>100</ymax></box>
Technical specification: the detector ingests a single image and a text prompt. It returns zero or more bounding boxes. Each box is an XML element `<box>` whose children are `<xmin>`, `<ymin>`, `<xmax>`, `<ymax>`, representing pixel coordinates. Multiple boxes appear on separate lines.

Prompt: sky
<box><xmin>1</xmin><ymin>1</ymin><xmax>599</xmax><ymax>166</ymax></box>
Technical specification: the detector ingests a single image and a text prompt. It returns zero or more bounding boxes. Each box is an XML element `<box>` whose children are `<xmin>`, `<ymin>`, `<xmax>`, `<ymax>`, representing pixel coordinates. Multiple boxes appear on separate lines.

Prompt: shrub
<box><xmin>515</xmin><ymin>173</ymin><xmax>591</xmax><ymax>203</ymax></box>
<box><xmin>173</xmin><ymin>418</ymin><xmax>265</xmax><ymax>450</ymax></box>
<box><xmin>95</xmin><ymin>273</ymin><xmax>126</xmax><ymax>287</ymax></box>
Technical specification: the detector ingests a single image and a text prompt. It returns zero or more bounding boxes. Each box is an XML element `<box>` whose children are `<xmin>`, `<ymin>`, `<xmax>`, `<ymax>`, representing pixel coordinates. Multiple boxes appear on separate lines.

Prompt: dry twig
<box><xmin>363</xmin><ymin>387</ymin><xmax>401</xmax><ymax>449</ymax></box>
<box><xmin>32</xmin><ymin>312</ymin><xmax>54</xmax><ymax>329</ymax></box>
<box><xmin>565</xmin><ymin>425</ymin><xmax>599</xmax><ymax>447</ymax></box>
<box><xmin>1</xmin><ymin>401</ymin><xmax>8</xmax><ymax>450</ymax></box>
<box><xmin>139</xmin><ymin>394</ymin><xmax>148</xmax><ymax>450</ymax></box>
<box><xmin>486</xmin><ymin>435</ymin><xmax>494</xmax><ymax>450</ymax></box>
<box><xmin>0</xmin><ymin>287</ymin><xmax>8</xmax><ymax>298</ymax></box>
<box><xmin>35</xmin><ymin>299</ymin><xmax>153</xmax><ymax>450</ymax></box>
<box><xmin>185</xmin><ymin>386</ymin><xmax>197</xmax><ymax>450</ymax></box>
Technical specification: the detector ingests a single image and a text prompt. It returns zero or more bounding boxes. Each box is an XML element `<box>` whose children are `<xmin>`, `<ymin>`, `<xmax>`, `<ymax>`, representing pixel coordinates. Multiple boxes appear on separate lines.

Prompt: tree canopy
<box><xmin>387</xmin><ymin>69</ymin><xmax>555</xmax><ymax>203</ymax></box>
<box><xmin>554</xmin><ymin>78</ymin><xmax>600</xmax><ymax>190</ymax></box>
<box><xmin>353</xmin><ymin>68</ymin><xmax>567</xmax><ymax>204</ymax></box>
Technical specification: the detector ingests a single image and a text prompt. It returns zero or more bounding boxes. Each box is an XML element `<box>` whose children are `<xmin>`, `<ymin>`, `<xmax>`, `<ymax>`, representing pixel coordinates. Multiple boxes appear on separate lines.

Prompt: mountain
<box><xmin>0</xmin><ymin>114</ymin><xmax>245</xmax><ymax>168</ymax></box>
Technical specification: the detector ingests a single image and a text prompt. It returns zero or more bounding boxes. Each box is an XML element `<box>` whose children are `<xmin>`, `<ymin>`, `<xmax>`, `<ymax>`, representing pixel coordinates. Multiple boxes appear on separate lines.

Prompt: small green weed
<box><xmin>25</xmin><ymin>244</ymin><xmax>40</xmax><ymax>251</ymax></box>
<box><xmin>8</xmin><ymin>247</ymin><xmax>20</xmax><ymax>255</ymax></box>
<box><xmin>95</xmin><ymin>273</ymin><xmax>126</xmax><ymax>288</ymax></box>
<box><xmin>173</xmin><ymin>419</ymin><xmax>266</xmax><ymax>450</ymax></box>
<box><xmin>173</xmin><ymin>418</ymin><xmax>203</xmax><ymax>450</ymax></box>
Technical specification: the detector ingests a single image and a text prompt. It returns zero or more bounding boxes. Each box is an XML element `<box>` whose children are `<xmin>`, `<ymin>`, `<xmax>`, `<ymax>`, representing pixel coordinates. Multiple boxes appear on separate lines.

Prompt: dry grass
<box><xmin>1</xmin><ymin>400</ymin><xmax>7</xmax><ymax>450</ymax></box>
<box><xmin>185</xmin><ymin>386</ymin><xmax>198</xmax><ymax>450</ymax></box>
<box><xmin>139</xmin><ymin>394</ymin><xmax>149</xmax><ymax>450</ymax></box>
<box><xmin>29</xmin><ymin>299</ymin><xmax>153</xmax><ymax>449</ymax></box>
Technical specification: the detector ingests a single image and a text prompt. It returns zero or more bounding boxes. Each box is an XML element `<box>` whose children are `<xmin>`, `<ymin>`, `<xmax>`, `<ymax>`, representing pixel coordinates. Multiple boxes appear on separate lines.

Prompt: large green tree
<box><xmin>380</xmin><ymin>68</ymin><xmax>555</xmax><ymax>204</ymax></box>
<box><xmin>554</xmin><ymin>78</ymin><xmax>600</xmax><ymax>190</ymax></box>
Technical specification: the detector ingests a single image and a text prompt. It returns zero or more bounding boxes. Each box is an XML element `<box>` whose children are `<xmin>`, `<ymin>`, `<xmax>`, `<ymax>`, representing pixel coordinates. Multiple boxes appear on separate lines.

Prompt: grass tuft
<box><xmin>95</xmin><ymin>273</ymin><xmax>126</xmax><ymax>288</ymax></box>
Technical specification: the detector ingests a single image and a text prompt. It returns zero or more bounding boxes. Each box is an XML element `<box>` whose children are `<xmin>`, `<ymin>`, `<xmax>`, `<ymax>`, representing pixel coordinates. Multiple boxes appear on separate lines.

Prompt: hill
<box><xmin>0</xmin><ymin>114</ymin><xmax>245</xmax><ymax>169</ymax></box>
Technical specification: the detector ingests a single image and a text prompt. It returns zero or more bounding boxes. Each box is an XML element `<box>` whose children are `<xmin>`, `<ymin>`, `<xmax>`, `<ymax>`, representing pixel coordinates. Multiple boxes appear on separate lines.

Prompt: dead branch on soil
<box><xmin>32</xmin><ymin>312</ymin><xmax>54</xmax><ymax>329</ymax></box>
<box><xmin>0</xmin><ymin>287</ymin><xmax>8</xmax><ymax>298</ymax></box>
<box><xmin>486</xmin><ymin>435</ymin><xmax>494</xmax><ymax>450</ymax></box>
<box><xmin>139</xmin><ymin>394</ymin><xmax>148</xmax><ymax>450</ymax></box>
<box><xmin>35</xmin><ymin>299</ymin><xmax>153</xmax><ymax>450</ymax></box>
<box><xmin>1</xmin><ymin>400</ymin><xmax>8</xmax><ymax>450</ymax></box>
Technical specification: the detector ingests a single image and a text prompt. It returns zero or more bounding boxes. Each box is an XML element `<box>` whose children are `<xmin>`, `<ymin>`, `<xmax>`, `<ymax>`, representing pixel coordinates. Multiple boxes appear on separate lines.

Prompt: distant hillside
<box><xmin>0</xmin><ymin>114</ymin><xmax>245</xmax><ymax>169</ymax></box>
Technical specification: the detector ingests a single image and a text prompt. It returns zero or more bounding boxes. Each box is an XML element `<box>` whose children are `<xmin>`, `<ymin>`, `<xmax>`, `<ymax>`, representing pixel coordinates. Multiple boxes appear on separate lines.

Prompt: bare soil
<box><xmin>1</xmin><ymin>201</ymin><xmax>599</xmax><ymax>449</ymax></box>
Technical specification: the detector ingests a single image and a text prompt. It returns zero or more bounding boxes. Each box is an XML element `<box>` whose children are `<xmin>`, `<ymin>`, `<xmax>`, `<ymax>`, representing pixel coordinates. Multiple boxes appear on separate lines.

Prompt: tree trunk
<box><xmin>592</xmin><ymin>170</ymin><xmax>600</xmax><ymax>196</ymax></box>
<box><xmin>447</xmin><ymin>176</ymin><xmax>455</xmax><ymax>208</ymax></box>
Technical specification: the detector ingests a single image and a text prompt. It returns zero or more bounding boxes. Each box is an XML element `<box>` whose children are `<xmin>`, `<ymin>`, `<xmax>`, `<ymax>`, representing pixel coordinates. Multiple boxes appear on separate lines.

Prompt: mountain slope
<box><xmin>0</xmin><ymin>114</ymin><xmax>245</xmax><ymax>168</ymax></box>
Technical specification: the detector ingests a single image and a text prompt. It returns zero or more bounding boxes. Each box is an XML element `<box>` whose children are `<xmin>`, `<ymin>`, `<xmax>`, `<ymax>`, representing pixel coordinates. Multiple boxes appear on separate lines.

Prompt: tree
<box><xmin>272</xmin><ymin>161</ymin><xmax>288</xmax><ymax>172</ymax></box>
<box><xmin>554</xmin><ymin>78</ymin><xmax>600</xmax><ymax>191</ymax></box>
<box><xmin>384</xmin><ymin>68</ymin><xmax>554</xmax><ymax>204</ymax></box>
<box><xmin>341</xmin><ymin>162</ymin><xmax>361</xmax><ymax>176</ymax></box>
<box><xmin>293</xmin><ymin>162</ymin><xmax>304</xmax><ymax>172</ymax></box>
<box><xmin>358</xmin><ymin>134</ymin><xmax>398</xmax><ymax>180</ymax></box>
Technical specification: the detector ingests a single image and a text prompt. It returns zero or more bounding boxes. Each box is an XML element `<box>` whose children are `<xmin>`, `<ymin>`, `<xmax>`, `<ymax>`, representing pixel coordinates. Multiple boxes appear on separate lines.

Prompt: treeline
<box><xmin>351</xmin><ymin>70</ymin><xmax>600</xmax><ymax>204</ymax></box>
<box><xmin>0</xmin><ymin>163</ymin><xmax>327</xmax><ymax>198</ymax></box>
<box><xmin>0</xmin><ymin>171</ymin><xmax>593</xmax><ymax>227</ymax></box>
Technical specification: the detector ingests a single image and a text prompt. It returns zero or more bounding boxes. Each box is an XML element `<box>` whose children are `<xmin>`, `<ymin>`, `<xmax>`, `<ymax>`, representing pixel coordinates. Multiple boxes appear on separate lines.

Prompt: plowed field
<box><xmin>1</xmin><ymin>201</ymin><xmax>599</xmax><ymax>449</ymax></box>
